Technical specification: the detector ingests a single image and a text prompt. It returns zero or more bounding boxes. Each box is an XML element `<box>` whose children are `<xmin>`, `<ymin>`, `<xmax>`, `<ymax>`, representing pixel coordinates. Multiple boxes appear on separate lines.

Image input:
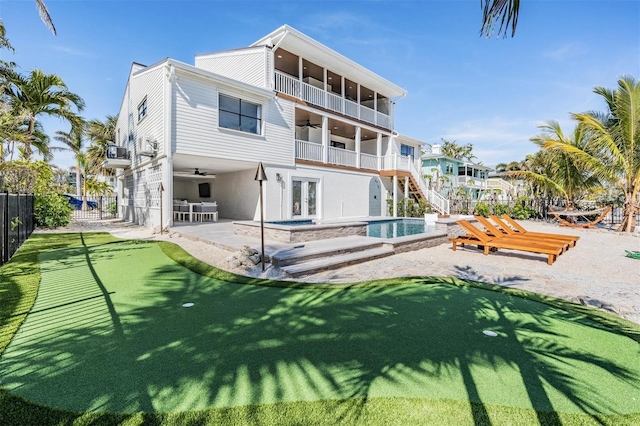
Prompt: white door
<box><xmin>292</xmin><ymin>178</ymin><xmax>318</xmax><ymax>218</ymax></box>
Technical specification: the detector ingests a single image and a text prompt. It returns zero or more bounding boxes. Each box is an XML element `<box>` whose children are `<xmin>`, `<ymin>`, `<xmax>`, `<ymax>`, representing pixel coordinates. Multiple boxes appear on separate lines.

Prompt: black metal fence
<box><xmin>68</xmin><ymin>195</ymin><xmax>118</xmax><ymax>220</ymax></box>
<box><xmin>449</xmin><ymin>198</ymin><xmax>638</xmax><ymax>226</ymax></box>
<box><xmin>1</xmin><ymin>192</ymin><xmax>36</xmax><ymax>266</ymax></box>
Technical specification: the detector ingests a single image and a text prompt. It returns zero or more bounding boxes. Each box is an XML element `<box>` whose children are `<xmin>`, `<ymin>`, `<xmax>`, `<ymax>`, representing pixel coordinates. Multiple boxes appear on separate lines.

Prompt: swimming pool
<box><xmin>266</xmin><ymin>220</ymin><xmax>314</xmax><ymax>226</ymax></box>
<box><xmin>367</xmin><ymin>219</ymin><xmax>435</xmax><ymax>238</ymax></box>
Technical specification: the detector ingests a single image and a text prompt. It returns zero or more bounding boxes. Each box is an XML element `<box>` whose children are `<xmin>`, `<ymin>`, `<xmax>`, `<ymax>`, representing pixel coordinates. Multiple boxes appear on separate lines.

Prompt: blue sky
<box><xmin>1</xmin><ymin>0</ymin><xmax>638</xmax><ymax>169</ymax></box>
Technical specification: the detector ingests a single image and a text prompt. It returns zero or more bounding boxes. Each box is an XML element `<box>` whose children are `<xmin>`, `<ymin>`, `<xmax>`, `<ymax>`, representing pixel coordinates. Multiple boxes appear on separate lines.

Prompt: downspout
<box><xmin>164</xmin><ymin>61</ymin><xmax>175</xmax><ymax>228</ymax></box>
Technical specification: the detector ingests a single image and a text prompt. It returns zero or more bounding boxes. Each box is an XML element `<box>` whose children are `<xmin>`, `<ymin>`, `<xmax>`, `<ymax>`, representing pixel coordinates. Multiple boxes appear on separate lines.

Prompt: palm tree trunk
<box><xmin>75</xmin><ymin>161</ymin><xmax>82</xmax><ymax>197</ymax></box>
<box><xmin>81</xmin><ymin>172</ymin><xmax>88</xmax><ymax>211</ymax></box>
<box><xmin>621</xmin><ymin>187</ymin><xmax>639</xmax><ymax>232</ymax></box>
<box><xmin>26</xmin><ymin>115</ymin><xmax>35</xmax><ymax>160</ymax></box>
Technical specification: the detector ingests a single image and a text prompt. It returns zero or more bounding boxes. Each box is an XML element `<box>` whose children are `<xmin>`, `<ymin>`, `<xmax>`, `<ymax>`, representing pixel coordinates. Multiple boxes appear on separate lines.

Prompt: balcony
<box><xmin>102</xmin><ymin>145</ymin><xmax>131</xmax><ymax>169</ymax></box>
<box><xmin>296</xmin><ymin>139</ymin><xmax>415</xmax><ymax>172</ymax></box>
<box><xmin>276</xmin><ymin>71</ymin><xmax>391</xmax><ymax>130</ymax></box>
<box><xmin>457</xmin><ymin>175</ymin><xmax>487</xmax><ymax>189</ymax></box>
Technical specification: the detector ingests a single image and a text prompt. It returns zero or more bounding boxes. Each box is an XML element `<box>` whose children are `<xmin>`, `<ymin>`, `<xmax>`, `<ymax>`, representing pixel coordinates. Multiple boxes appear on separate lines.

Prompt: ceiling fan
<box><xmin>194</xmin><ymin>168</ymin><xmax>208</xmax><ymax>176</ymax></box>
<box><xmin>299</xmin><ymin>119</ymin><xmax>320</xmax><ymax>129</ymax></box>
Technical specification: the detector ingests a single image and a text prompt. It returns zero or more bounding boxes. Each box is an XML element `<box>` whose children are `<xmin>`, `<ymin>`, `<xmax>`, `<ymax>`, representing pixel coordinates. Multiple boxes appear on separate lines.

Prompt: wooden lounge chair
<box><xmin>474</xmin><ymin>216</ymin><xmax>570</xmax><ymax>253</ymax></box>
<box><xmin>500</xmin><ymin>215</ymin><xmax>580</xmax><ymax>247</ymax></box>
<box><xmin>450</xmin><ymin>220</ymin><xmax>563</xmax><ymax>265</ymax></box>
<box><xmin>489</xmin><ymin>215</ymin><xmax>579</xmax><ymax>248</ymax></box>
<box><xmin>546</xmin><ymin>205</ymin><xmax>611</xmax><ymax>229</ymax></box>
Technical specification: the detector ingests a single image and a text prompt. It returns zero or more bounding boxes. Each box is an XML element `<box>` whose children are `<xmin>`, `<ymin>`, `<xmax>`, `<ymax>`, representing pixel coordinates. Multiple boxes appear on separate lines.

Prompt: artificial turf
<box><xmin>1</xmin><ymin>233</ymin><xmax>639</xmax><ymax>425</ymax></box>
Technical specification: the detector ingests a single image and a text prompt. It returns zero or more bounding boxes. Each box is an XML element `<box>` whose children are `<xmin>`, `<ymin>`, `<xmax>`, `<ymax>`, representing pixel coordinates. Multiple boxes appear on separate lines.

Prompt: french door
<box><xmin>292</xmin><ymin>178</ymin><xmax>318</xmax><ymax>218</ymax></box>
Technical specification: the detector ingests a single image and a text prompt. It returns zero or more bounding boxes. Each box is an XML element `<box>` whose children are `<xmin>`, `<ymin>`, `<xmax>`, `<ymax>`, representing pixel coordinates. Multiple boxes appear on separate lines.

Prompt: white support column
<box><xmin>393</xmin><ymin>175</ymin><xmax>398</xmax><ymax>218</ymax></box>
<box><xmin>323</xmin><ymin>68</ymin><xmax>328</xmax><ymax>106</ymax></box>
<box><xmin>355</xmin><ymin>127</ymin><xmax>361</xmax><ymax>169</ymax></box>
<box><xmin>341</xmin><ymin>76</ymin><xmax>345</xmax><ymax>114</ymax></box>
<box><xmin>322</xmin><ymin>115</ymin><xmax>329</xmax><ymax>164</ymax></box>
<box><xmin>376</xmin><ymin>133</ymin><xmax>382</xmax><ymax>171</ymax></box>
<box><xmin>298</xmin><ymin>57</ymin><xmax>303</xmax><ymax>97</ymax></box>
<box><xmin>357</xmin><ymin>84</ymin><xmax>361</xmax><ymax>120</ymax></box>
<box><xmin>374</xmin><ymin>92</ymin><xmax>378</xmax><ymax>126</ymax></box>
<box><xmin>404</xmin><ymin>176</ymin><xmax>409</xmax><ymax>217</ymax></box>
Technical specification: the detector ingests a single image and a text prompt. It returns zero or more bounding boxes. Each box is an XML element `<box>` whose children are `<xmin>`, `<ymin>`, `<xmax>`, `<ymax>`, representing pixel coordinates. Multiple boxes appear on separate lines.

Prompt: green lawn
<box><xmin>1</xmin><ymin>233</ymin><xmax>639</xmax><ymax>425</ymax></box>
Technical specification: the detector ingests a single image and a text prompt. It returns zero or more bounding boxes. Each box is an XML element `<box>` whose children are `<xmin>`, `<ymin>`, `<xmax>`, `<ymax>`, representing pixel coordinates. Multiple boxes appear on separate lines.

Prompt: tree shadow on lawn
<box><xmin>1</xmin><ymin>240</ymin><xmax>639</xmax><ymax>425</ymax></box>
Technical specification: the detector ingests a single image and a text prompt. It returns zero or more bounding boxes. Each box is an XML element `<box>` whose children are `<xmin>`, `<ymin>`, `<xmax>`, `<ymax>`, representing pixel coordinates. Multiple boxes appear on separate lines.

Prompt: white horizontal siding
<box><xmin>172</xmin><ymin>73</ymin><xmax>294</xmax><ymax>166</ymax></box>
<box><xmin>195</xmin><ymin>48</ymin><xmax>267</xmax><ymax>88</ymax></box>
<box><xmin>130</xmin><ymin>67</ymin><xmax>165</xmax><ymax>167</ymax></box>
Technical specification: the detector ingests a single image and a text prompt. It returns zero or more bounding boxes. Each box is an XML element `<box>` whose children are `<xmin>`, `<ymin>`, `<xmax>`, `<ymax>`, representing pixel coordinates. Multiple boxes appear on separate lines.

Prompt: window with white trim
<box><xmin>219</xmin><ymin>94</ymin><xmax>261</xmax><ymax>134</ymax></box>
<box><xmin>400</xmin><ymin>144</ymin><xmax>414</xmax><ymax>158</ymax></box>
<box><xmin>445</xmin><ymin>162</ymin><xmax>454</xmax><ymax>174</ymax></box>
<box><xmin>137</xmin><ymin>97</ymin><xmax>148</xmax><ymax>122</ymax></box>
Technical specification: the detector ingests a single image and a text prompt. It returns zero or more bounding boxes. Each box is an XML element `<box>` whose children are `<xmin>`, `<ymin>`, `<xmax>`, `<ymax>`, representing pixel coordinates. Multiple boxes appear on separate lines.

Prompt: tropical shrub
<box><xmin>511</xmin><ymin>196</ymin><xmax>538</xmax><ymax>220</ymax></box>
<box><xmin>107</xmin><ymin>201</ymin><xmax>117</xmax><ymax>215</ymax></box>
<box><xmin>474</xmin><ymin>202</ymin><xmax>491</xmax><ymax>217</ymax></box>
<box><xmin>34</xmin><ymin>193</ymin><xmax>72</xmax><ymax>228</ymax></box>
<box><xmin>493</xmin><ymin>203</ymin><xmax>511</xmax><ymax>216</ymax></box>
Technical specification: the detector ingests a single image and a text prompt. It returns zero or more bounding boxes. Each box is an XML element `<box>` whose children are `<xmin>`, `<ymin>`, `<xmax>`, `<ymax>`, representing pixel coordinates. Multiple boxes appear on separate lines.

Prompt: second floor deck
<box><xmin>275</xmin><ymin>70</ymin><xmax>391</xmax><ymax>130</ymax></box>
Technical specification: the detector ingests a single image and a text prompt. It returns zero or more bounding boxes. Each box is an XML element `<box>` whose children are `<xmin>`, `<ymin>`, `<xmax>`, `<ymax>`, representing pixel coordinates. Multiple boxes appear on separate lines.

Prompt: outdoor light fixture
<box><xmin>254</xmin><ymin>162</ymin><xmax>268</xmax><ymax>271</ymax></box>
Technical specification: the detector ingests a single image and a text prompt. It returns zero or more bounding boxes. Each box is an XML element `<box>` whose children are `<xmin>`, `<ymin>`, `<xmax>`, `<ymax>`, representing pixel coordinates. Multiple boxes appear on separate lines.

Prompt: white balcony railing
<box><xmin>275</xmin><ymin>71</ymin><xmax>300</xmax><ymax>98</ymax></box>
<box><xmin>376</xmin><ymin>112</ymin><xmax>390</xmax><ymax>129</ymax></box>
<box><xmin>360</xmin><ymin>105</ymin><xmax>375</xmax><ymax>124</ymax></box>
<box><xmin>275</xmin><ymin>71</ymin><xmax>391</xmax><ymax>129</ymax></box>
<box><xmin>328</xmin><ymin>146</ymin><xmax>357</xmax><ymax>167</ymax></box>
<box><xmin>326</xmin><ymin>92</ymin><xmax>343</xmax><ymax>113</ymax></box>
<box><xmin>301</xmin><ymin>82</ymin><xmax>325</xmax><ymax>108</ymax></box>
<box><xmin>457</xmin><ymin>175</ymin><xmax>487</xmax><ymax>189</ymax></box>
<box><xmin>486</xmin><ymin>178</ymin><xmax>519</xmax><ymax>195</ymax></box>
<box><xmin>295</xmin><ymin>140</ymin><xmax>323</xmax><ymax>162</ymax></box>
<box><xmin>360</xmin><ymin>153</ymin><xmax>379</xmax><ymax>170</ymax></box>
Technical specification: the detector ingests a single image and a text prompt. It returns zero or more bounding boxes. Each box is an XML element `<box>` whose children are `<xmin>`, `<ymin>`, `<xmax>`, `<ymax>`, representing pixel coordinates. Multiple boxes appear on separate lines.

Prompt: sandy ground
<box><xmin>37</xmin><ymin>218</ymin><xmax>640</xmax><ymax>325</ymax></box>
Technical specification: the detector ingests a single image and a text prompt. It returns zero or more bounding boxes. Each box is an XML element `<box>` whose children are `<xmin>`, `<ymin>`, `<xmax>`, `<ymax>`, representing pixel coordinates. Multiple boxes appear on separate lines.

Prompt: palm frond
<box><xmin>480</xmin><ymin>0</ymin><xmax>520</xmax><ymax>38</ymax></box>
<box><xmin>35</xmin><ymin>0</ymin><xmax>56</xmax><ymax>36</ymax></box>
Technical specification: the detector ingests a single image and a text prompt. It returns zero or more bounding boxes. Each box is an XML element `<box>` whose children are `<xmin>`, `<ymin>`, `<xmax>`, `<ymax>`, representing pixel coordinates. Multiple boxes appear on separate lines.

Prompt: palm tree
<box><xmin>528</xmin><ymin>121</ymin><xmax>600</xmax><ymax>209</ymax></box>
<box><xmin>54</xmin><ymin>122</ymin><xmax>85</xmax><ymax>196</ymax></box>
<box><xmin>481</xmin><ymin>0</ymin><xmax>520</xmax><ymax>38</ymax></box>
<box><xmin>86</xmin><ymin>115</ymin><xmax>117</xmax><ymax>175</ymax></box>
<box><xmin>544</xmin><ymin>76</ymin><xmax>640</xmax><ymax>232</ymax></box>
<box><xmin>2</xmin><ymin>69</ymin><xmax>84</xmax><ymax>160</ymax></box>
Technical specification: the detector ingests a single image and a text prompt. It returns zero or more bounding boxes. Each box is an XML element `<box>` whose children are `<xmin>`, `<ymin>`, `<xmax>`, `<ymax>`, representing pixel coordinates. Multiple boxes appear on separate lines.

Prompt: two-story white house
<box><xmin>106</xmin><ymin>25</ymin><xmax>448</xmax><ymax>229</ymax></box>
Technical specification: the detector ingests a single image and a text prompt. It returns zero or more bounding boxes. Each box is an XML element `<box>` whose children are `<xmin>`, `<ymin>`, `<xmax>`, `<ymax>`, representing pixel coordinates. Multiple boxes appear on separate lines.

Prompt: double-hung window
<box><xmin>219</xmin><ymin>94</ymin><xmax>261</xmax><ymax>134</ymax></box>
<box><xmin>400</xmin><ymin>144</ymin><xmax>414</xmax><ymax>158</ymax></box>
<box><xmin>137</xmin><ymin>98</ymin><xmax>148</xmax><ymax>122</ymax></box>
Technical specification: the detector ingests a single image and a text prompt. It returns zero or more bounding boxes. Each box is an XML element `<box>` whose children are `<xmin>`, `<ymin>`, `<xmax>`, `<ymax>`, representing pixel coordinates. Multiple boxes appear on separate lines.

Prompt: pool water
<box><xmin>266</xmin><ymin>220</ymin><xmax>314</xmax><ymax>226</ymax></box>
<box><xmin>367</xmin><ymin>219</ymin><xmax>434</xmax><ymax>238</ymax></box>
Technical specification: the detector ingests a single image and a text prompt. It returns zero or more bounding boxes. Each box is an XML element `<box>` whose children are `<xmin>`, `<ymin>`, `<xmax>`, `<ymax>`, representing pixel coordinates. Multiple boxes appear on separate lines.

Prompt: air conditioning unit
<box><xmin>138</xmin><ymin>136</ymin><xmax>157</xmax><ymax>158</ymax></box>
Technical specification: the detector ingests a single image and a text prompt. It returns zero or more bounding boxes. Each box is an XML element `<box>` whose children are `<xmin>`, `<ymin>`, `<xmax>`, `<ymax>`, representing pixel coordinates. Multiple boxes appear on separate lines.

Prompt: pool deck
<box><xmin>171</xmin><ymin>219</ymin><xmax>450</xmax><ymax>276</ymax></box>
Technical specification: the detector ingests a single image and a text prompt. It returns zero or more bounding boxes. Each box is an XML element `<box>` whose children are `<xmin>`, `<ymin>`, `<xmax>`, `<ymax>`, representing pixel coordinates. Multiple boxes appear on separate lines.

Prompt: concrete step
<box><xmin>281</xmin><ymin>246</ymin><xmax>395</xmax><ymax>277</ymax></box>
<box><xmin>270</xmin><ymin>237</ymin><xmax>385</xmax><ymax>267</ymax></box>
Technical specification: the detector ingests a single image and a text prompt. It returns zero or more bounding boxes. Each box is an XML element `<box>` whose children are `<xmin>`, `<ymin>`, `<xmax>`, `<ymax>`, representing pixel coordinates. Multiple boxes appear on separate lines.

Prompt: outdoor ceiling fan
<box><xmin>194</xmin><ymin>168</ymin><xmax>208</xmax><ymax>176</ymax></box>
<box><xmin>299</xmin><ymin>119</ymin><xmax>320</xmax><ymax>129</ymax></box>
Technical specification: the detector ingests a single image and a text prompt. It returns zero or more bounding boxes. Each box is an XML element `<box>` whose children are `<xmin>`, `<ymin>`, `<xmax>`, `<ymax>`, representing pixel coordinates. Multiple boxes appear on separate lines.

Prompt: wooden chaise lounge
<box><xmin>450</xmin><ymin>220</ymin><xmax>564</xmax><ymax>265</ymax></box>
<box><xmin>487</xmin><ymin>215</ymin><xmax>579</xmax><ymax>248</ymax></box>
<box><xmin>499</xmin><ymin>215</ymin><xmax>580</xmax><ymax>246</ymax></box>
<box><xmin>474</xmin><ymin>216</ymin><xmax>571</xmax><ymax>253</ymax></box>
<box><xmin>547</xmin><ymin>206</ymin><xmax>612</xmax><ymax>229</ymax></box>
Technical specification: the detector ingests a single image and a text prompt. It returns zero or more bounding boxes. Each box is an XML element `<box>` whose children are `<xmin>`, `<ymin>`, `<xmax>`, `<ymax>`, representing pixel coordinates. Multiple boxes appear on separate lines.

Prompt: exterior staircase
<box><xmin>381</xmin><ymin>154</ymin><xmax>450</xmax><ymax>215</ymax></box>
